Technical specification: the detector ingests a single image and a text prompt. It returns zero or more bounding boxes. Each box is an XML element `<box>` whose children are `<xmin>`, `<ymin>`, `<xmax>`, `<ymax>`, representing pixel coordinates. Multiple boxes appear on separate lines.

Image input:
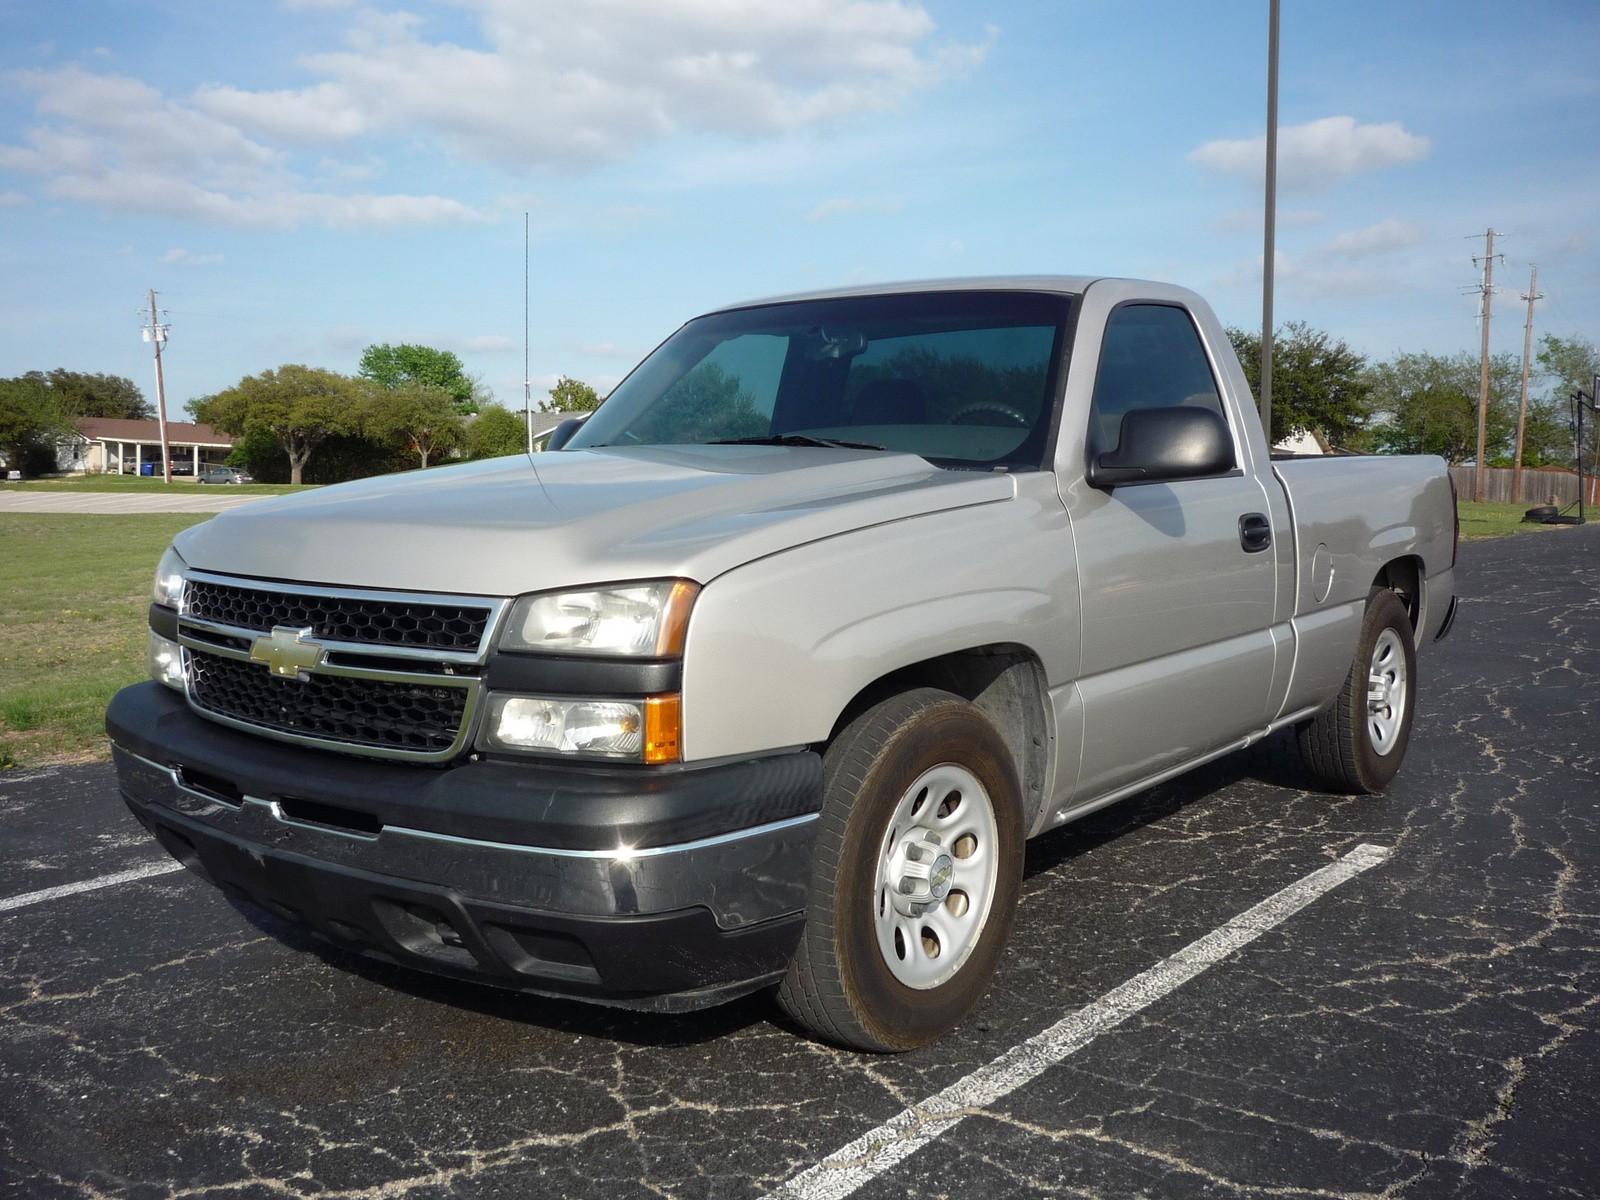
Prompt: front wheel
<box><xmin>1296</xmin><ymin>589</ymin><xmax>1417</xmax><ymax>793</ymax></box>
<box><xmin>777</xmin><ymin>688</ymin><xmax>1024</xmax><ymax>1051</ymax></box>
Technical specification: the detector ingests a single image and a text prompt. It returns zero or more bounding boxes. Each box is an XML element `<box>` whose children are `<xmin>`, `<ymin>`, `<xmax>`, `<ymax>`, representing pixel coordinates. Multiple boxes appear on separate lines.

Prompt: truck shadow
<box><xmin>222</xmin><ymin>730</ymin><xmax>1333</xmax><ymax>1050</ymax></box>
<box><xmin>1021</xmin><ymin>728</ymin><xmax>1339</xmax><ymax>881</ymax></box>
<box><xmin>227</xmin><ymin>895</ymin><xmax>777</xmax><ymax>1047</ymax></box>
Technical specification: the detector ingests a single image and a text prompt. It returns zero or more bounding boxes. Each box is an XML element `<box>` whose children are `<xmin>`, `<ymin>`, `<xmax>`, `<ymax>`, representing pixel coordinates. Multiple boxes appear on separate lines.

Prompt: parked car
<box><xmin>110</xmin><ymin>276</ymin><xmax>1458</xmax><ymax>1050</ymax></box>
<box><xmin>196</xmin><ymin>467</ymin><xmax>252</xmax><ymax>485</ymax></box>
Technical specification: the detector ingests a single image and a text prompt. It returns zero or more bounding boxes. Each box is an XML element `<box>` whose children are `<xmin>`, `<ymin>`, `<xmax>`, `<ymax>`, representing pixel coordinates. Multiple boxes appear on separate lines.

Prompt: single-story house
<box><xmin>69</xmin><ymin>417</ymin><xmax>235</xmax><ymax>476</ymax></box>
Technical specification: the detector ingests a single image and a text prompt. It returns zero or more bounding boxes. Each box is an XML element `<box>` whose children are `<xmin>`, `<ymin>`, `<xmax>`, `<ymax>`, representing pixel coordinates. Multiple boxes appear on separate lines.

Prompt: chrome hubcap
<box><xmin>1366</xmin><ymin>627</ymin><xmax>1408</xmax><ymax>755</ymax></box>
<box><xmin>874</xmin><ymin>763</ymin><xmax>998</xmax><ymax>990</ymax></box>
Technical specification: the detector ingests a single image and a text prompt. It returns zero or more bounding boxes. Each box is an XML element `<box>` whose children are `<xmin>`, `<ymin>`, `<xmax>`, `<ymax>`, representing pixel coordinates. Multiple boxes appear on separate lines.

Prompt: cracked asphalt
<box><xmin>2</xmin><ymin>524</ymin><xmax>1596</xmax><ymax>1199</ymax></box>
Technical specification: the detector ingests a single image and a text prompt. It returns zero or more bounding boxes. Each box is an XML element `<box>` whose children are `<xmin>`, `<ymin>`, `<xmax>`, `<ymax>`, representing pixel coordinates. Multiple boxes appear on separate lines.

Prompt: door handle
<box><xmin>1239</xmin><ymin>513</ymin><xmax>1272</xmax><ymax>553</ymax></box>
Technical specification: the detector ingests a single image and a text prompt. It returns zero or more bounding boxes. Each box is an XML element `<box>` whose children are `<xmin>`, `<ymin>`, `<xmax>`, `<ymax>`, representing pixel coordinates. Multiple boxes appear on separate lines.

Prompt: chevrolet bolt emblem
<box><xmin>250</xmin><ymin>626</ymin><xmax>325</xmax><ymax>680</ymax></box>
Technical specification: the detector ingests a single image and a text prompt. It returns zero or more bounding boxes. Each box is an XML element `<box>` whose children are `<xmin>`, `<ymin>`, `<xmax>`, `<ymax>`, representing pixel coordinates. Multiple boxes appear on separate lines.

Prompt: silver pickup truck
<box><xmin>108</xmin><ymin>276</ymin><xmax>1458</xmax><ymax>1050</ymax></box>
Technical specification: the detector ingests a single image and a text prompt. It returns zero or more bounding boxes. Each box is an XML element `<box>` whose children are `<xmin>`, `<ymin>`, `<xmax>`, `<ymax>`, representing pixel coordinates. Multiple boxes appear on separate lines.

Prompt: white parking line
<box><xmin>773</xmin><ymin>843</ymin><xmax>1392</xmax><ymax>1200</ymax></box>
<box><xmin>0</xmin><ymin>861</ymin><xmax>187</xmax><ymax>913</ymax></box>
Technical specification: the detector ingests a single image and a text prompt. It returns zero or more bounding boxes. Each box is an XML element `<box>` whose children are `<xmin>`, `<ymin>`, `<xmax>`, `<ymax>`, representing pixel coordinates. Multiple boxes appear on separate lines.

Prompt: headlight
<box><xmin>152</xmin><ymin>545</ymin><xmax>187</xmax><ymax>609</ymax></box>
<box><xmin>148</xmin><ymin>631</ymin><xmax>185</xmax><ymax>691</ymax></box>
<box><xmin>481</xmin><ymin>693</ymin><xmax>682</xmax><ymax>763</ymax></box>
<box><xmin>500</xmin><ymin>580</ymin><xmax>698</xmax><ymax>656</ymax></box>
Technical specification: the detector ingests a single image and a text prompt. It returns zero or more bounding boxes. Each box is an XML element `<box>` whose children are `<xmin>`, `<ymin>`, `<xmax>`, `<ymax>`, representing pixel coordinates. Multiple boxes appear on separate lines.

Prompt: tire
<box><xmin>1523</xmin><ymin>505</ymin><xmax>1558</xmax><ymax>524</ymax></box>
<box><xmin>1296</xmin><ymin>590</ymin><xmax>1417</xmax><ymax>794</ymax></box>
<box><xmin>776</xmin><ymin>688</ymin><xmax>1025</xmax><ymax>1051</ymax></box>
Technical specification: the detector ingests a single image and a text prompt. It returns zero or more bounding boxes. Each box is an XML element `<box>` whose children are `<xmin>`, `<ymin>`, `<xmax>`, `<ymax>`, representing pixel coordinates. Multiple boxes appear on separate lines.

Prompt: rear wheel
<box><xmin>1296</xmin><ymin>590</ymin><xmax>1417</xmax><ymax>793</ymax></box>
<box><xmin>777</xmin><ymin>688</ymin><xmax>1024</xmax><ymax>1051</ymax></box>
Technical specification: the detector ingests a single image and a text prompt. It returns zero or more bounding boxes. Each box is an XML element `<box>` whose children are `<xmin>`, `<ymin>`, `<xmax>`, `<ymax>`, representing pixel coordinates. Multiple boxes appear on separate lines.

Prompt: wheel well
<box><xmin>824</xmin><ymin>645</ymin><xmax>1050</xmax><ymax>832</ymax></box>
<box><xmin>1371</xmin><ymin>556</ymin><xmax>1423</xmax><ymax>630</ymax></box>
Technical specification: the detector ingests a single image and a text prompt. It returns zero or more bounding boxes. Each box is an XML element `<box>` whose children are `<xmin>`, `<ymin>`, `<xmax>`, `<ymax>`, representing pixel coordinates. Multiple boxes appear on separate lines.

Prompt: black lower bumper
<box><xmin>108</xmin><ymin>683</ymin><xmax>822</xmax><ymax>1010</ymax></box>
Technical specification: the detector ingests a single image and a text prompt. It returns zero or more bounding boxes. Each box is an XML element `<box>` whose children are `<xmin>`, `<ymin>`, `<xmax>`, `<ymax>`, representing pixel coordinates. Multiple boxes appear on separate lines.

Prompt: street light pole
<box><xmin>1260</xmin><ymin>0</ymin><xmax>1280</xmax><ymax>443</ymax></box>
<box><xmin>524</xmin><ymin>212</ymin><xmax>535</xmax><ymax>456</ymax></box>
<box><xmin>142</xmin><ymin>289</ymin><xmax>172</xmax><ymax>484</ymax></box>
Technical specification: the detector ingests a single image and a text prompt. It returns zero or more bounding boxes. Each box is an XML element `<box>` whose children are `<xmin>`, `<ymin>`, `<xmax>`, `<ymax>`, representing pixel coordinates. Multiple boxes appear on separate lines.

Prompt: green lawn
<box><xmin>0</xmin><ymin>513</ymin><xmax>209</xmax><ymax>768</ymax></box>
<box><xmin>1456</xmin><ymin>500</ymin><xmax>1575</xmax><ymax>541</ymax></box>
<box><xmin>2</xmin><ymin>474</ymin><xmax>309</xmax><ymax>496</ymax></box>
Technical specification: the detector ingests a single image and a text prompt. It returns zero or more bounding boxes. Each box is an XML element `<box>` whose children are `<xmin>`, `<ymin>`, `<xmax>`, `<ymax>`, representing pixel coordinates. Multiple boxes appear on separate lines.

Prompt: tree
<box><xmin>27</xmin><ymin>369</ymin><xmax>151</xmax><ymax>420</ymax></box>
<box><xmin>1226</xmin><ymin>323</ymin><xmax>1373</xmax><ymax>448</ymax></box>
<box><xmin>1366</xmin><ymin>351</ymin><xmax>1520</xmax><ymax>464</ymax></box>
<box><xmin>1537</xmin><ymin>333</ymin><xmax>1600</xmax><ymax>398</ymax></box>
<box><xmin>464</xmin><ymin>405</ymin><xmax>529</xmax><ymax>459</ymax></box>
<box><xmin>630</xmin><ymin>363</ymin><xmax>765</xmax><ymax>443</ymax></box>
<box><xmin>1536</xmin><ymin>334</ymin><xmax>1600</xmax><ymax>473</ymax></box>
<box><xmin>358</xmin><ymin>344</ymin><xmax>481</xmax><ymax>415</ymax></box>
<box><xmin>192</xmin><ymin>366</ymin><xmax>370</xmax><ymax>485</ymax></box>
<box><xmin>362</xmin><ymin>382</ymin><xmax>465</xmax><ymax>469</ymax></box>
<box><xmin>0</xmin><ymin>375</ymin><xmax>73</xmax><ymax>477</ymax></box>
<box><xmin>546</xmin><ymin>375</ymin><xmax>601</xmax><ymax>412</ymax></box>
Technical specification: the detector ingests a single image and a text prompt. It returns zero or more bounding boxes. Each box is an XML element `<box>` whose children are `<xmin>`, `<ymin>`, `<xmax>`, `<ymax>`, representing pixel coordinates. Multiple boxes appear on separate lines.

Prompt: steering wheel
<box><xmin>950</xmin><ymin>402</ymin><xmax>1029</xmax><ymax>428</ymax></box>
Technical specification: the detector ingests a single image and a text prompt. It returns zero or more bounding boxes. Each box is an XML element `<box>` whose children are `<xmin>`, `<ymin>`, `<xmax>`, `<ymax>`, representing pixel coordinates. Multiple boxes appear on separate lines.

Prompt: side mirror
<box><xmin>1087</xmin><ymin>406</ymin><xmax>1235</xmax><ymax>489</ymax></box>
<box><xmin>544</xmin><ymin>416</ymin><xmax>587</xmax><ymax>451</ymax></box>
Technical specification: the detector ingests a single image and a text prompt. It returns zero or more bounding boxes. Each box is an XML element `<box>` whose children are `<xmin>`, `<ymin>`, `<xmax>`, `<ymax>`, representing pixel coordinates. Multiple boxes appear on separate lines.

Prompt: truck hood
<box><xmin>175</xmin><ymin>446</ymin><xmax>1017</xmax><ymax>596</ymax></box>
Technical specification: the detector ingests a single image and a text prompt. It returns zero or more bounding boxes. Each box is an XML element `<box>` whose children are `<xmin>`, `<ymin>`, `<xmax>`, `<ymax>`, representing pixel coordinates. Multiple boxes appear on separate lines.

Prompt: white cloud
<box><xmin>1316</xmin><ymin>218</ymin><xmax>1426</xmax><ymax>259</ymax></box>
<box><xmin>0</xmin><ymin>65</ymin><xmax>488</xmax><ymax>229</ymax></box>
<box><xmin>195</xmin><ymin>82</ymin><xmax>366</xmax><ymax>143</ymax></box>
<box><xmin>1219</xmin><ymin>250</ymin><xmax>1412</xmax><ymax>300</ymax></box>
<box><xmin>160</xmin><ymin>247</ymin><xmax>224</xmax><ymax>265</ymax></box>
<box><xmin>323</xmin><ymin>325</ymin><xmax>370</xmax><ymax>353</ymax></box>
<box><xmin>1190</xmin><ymin>116</ymin><xmax>1430</xmax><ymax>193</ymax></box>
<box><xmin>0</xmin><ymin>191</ymin><xmax>31</xmax><ymax>210</ymax></box>
<box><xmin>459</xmin><ymin>334</ymin><xmax>515</xmax><ymax>353</ymax></box>
<box><xmin>204</xmin><ymin>0</ymin><xmax>988</xmax><ymax>170</ymax></box>
<box><xmin>806</xmin><ymin>196</ymin><xmax>904</xmax><ymax>222</ymax></box>
<box><xmin>1</xmin><ymin>3</ymin><xmax>981</xmax><ymax>227</ymax></box>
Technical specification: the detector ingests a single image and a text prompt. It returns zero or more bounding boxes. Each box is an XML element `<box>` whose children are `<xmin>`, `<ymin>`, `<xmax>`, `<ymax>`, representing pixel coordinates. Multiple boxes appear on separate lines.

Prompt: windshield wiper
<box><xmin>709</xmin><ymin>434</ymin><xmax>888</xmax><ymax>451</ymax></box>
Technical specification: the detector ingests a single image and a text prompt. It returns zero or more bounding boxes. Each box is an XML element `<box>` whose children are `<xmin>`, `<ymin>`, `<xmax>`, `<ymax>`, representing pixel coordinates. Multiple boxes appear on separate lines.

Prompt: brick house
<box><xmin>68</xmin><ymin>417</ymin><xmax>235</xmax><ymax>475</ymax></box>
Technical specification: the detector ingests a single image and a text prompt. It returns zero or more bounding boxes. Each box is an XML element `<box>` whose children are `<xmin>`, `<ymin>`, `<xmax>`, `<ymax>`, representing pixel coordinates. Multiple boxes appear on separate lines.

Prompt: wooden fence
<box><xmin>1449</xmin><ymin>465</ymin><xmax>1600</xmax><ymax>508</ymax></box>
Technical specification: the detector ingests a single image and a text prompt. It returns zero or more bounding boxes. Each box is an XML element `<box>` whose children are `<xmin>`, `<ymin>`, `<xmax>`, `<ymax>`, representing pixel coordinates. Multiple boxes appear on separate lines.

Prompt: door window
<box><xmin>1088</xmin><ymin>304</ymin><xmax>1226</xmax><ymax>457</ymax></box>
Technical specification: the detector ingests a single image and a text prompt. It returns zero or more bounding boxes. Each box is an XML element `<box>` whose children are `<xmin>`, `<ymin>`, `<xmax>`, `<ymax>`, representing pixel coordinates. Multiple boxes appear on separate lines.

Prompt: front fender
<box><xmin>678</xmin><ymin>475</ymin><xmax>1079</xmax><ymax>762</ymax></box>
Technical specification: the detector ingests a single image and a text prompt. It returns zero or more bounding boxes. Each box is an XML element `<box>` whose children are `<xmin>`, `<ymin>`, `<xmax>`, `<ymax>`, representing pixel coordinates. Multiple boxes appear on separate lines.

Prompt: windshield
<box><xmin>566</xmin><ymin>290</ymin><xmax>1072</xmax><ymax>469</ymax></box>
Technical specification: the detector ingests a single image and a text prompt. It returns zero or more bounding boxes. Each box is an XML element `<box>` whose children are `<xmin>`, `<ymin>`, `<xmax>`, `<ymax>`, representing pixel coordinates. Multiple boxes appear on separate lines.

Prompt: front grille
<box><xmin>189</xmin><ymin>650</ymin><xmax>469</xmax><ymax>755</ymax></box>
<box><xmin>185</xmin><ymin>580</ymin><xmax>491</xmax><ymax>653</ymax></box>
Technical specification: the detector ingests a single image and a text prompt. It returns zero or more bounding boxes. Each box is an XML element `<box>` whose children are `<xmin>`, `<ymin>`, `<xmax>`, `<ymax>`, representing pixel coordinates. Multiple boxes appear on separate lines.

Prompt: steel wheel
<box><xmin>874</xmin><ymin>763</ymin><xmax>1000</xmax><ymax>990</ymax></box>
<box><xmin>776</xmin><ymin>688</ymin><xmax>1024</xmax><ymax>1051</ymax></box>
<box><xmin>1297</xmin><ymin>589</ymin><xmax>1418</xmax><ymax>794</ymax></box>
<box><xmin>1366</xmin><ymin>627</ymin><xmax>1409</xmax><ymax>755</ymax></box>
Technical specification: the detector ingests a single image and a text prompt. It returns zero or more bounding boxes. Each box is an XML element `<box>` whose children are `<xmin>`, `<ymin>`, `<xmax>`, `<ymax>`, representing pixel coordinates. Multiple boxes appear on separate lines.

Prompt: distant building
<box><xmin>69</xmin><ymin>417</ymin><xmax>235</xmax><ymax>476</ymax></box>
<box><xmin>1272</xmin><ymin>428</ymin><xmax>1330</xmax><ymax>456</ymax></box>
<box><xmin>528</xmin><ymin>409</ymin><xmax>590</xmax><ymax>450</ymax></box>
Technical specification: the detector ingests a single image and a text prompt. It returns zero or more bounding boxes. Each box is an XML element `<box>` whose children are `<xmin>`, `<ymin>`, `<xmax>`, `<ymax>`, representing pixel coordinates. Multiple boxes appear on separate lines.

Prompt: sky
<box><xmin>1</xmin><ymin>0</ymin><xmax>1597</xmax><ymax>414</ymax></box>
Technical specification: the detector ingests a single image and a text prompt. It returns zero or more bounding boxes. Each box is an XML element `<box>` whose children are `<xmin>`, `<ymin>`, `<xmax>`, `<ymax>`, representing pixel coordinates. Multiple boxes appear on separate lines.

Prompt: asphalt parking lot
<box><xmin>2</xmin><ymin>525</ymin><xmax>1596</xmax><ymax>1199</ymax></box>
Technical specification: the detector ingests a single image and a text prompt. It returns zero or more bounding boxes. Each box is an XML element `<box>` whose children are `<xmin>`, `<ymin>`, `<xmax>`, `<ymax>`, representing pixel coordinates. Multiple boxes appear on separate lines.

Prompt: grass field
<box><xmin>1</xmin><ymin>475</ymin><xmax>308</xmax><ymax>496</ymax></box>
<box><xmin>0</xmin><ymin>513</ymin><xmax>208</xmax><ymax>768</ymax></box>
<box><xmin>1457</xmin><ymin>500</ymin><xmax>1575</xmax><ymax>540</ymax></box>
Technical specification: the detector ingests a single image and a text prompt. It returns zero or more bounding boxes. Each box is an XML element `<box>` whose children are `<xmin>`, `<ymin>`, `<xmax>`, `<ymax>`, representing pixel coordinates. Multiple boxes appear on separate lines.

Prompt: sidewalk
<box><xmin>0</xmin><ymin>490</ymin><xmax>264</xmax><ymax>514</ymax></box>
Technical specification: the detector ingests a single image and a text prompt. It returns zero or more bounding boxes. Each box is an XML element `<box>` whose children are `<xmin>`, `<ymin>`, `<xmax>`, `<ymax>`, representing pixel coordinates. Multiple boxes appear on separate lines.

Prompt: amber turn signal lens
<box><xmin>654</xmin><ymin>581</ymin><xmax>700</xmax><ymax>656</ymax></box>
<box><xmin>643</xmin><ymin>694</ymin><xmax>682</xmax><ymax>764</ymax></box>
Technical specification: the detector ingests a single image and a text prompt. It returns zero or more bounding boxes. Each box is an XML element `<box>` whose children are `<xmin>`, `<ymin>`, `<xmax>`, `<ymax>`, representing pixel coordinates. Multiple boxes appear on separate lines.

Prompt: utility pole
<box><xmin>141</xmin><ymin>289</ymin><xmax>173</xmax><ymax>484</ymax></box>
<box><xmin>1259</xmin><ymin>0</ymin><xmax>1280</xmax><ymax>442</ymax></box>
<box><xmin>1511</xmin><ymin>264</ymin><xmax>1542</xmax><ymax>504</ymax></box>
<box><xmin>1471</xmin><ymin>229</ymin><xmax>1499</xmax><ymax>502</ymax></box>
